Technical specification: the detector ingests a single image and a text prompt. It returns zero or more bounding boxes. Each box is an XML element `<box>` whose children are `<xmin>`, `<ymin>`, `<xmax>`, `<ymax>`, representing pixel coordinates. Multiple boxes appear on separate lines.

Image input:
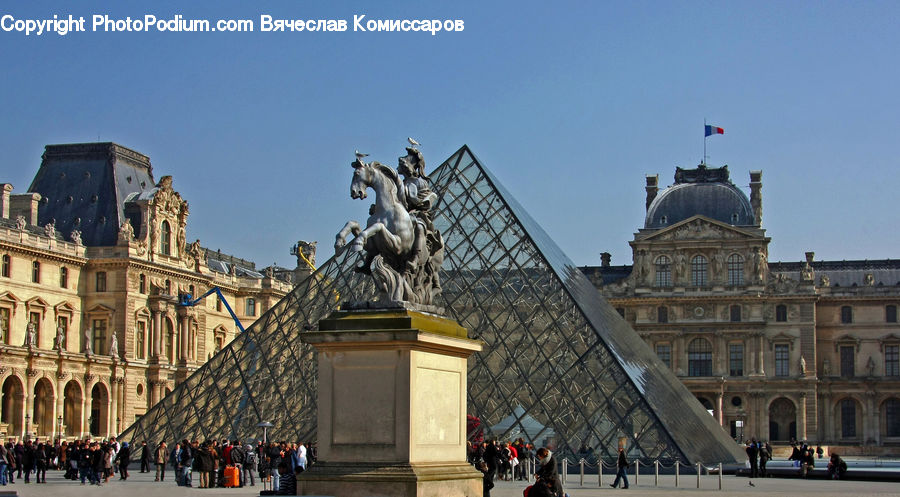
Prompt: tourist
<box><xmin>21</xmin><ymin>440</ymin><xmax>33</xmax><ymax>483</ymax></box>
<box><xmin>243</xmin><ymin>444</ymin><xmax>257</xmax><ymax>486</ymax></box>
<box><xmin>800</xmin><ymin>448</ymin><xmax>815</xmax><ymax>478</ymax></box>
<box><xmin>275</xmin><ymin>461</ymin><xmax>296</xmax><ymax>495</ymax></box>
<box><xmin>746</xmin><ymin>439</ymin><xmax>759</xmax><ymax>478</ymax></box>
<box><xmin>533</xmin><ymin>447</ymin><xmax>562</xmax><ymax>496</ymax></box>
<box><xmin>758</xmin><ymin>440</ymin><xmax>770</xmax><ymax>477</ymax></box>
<box><xmin>33</xmin><ymin>442</ymin><xmax>48</xmax><ymax>483</ymax></box>
<box><xmin>208</xmin><ymin>440</ymin><xmax>219</xmax><ymax>487</ymax></box>
<box><xmin>483</xmin><ymin>440</ymin><xmax>499</xmax><ymax>481</ymax></box>
<box><xmin>230</xmin><ymin>439</ymin><xmax>245</xmax><ymax>486</ymax></box>
<box><xmin>610</xmin><ymin>447</ymin><xmax>629</xmax><ymax>489</ymax></box>
<box><xmin>0</xmin><ymin>441</ymin><xmax>8</xmax><ymax>485</ymax></box>
<box><xmin>4</xmin><ymin>442</ymin><xmax>15</xmax><ymax>484</ymax></box>
<box><xmin>102</xmin><ymin>443</ymin><xmax>113</xmax><ymax>483</ymax></box>
<box><xmin>498</xmin><ymin>441</ymin><xmax>511</xmax><ymax>480</ymax></box>
<box><xmin>140</xmin><ymin>441</ymin><xmax>151</xmax><ymax>473</ymax></box>
<box><xmin>478</xmin><ymin>461</ymin><xmax>494</xmax><ymax>497</ymax></box>
<box><xmin>827</xmin><ymin>452</ymin><xmax>848</xmax><ymax>480</ymax></box>
<box><xmin>154</xmin><ymin>440</ymin><xmax>168</xmax><ymax>481</ymax></box>
<box><xmin>193</xmin><ymin>442</ymin><xmax>212</xmax><ymax>488</ymax></box>
<box><xmin>115</xmin><ymin>441</ymin><xmax>131</xmax><ymax>480</ymax></box>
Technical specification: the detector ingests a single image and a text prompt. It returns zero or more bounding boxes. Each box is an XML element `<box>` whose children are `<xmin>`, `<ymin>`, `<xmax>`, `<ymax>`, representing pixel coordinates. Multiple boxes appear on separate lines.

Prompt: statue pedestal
<box><xmin>299</xmin><ymin>308</ymin><xmax>483</xmax><ymax>497</ymax></box>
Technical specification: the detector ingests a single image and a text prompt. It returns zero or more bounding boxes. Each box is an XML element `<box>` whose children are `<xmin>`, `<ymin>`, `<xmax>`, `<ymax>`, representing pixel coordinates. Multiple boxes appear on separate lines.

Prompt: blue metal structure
<box><xmin>178</xmin><ymin>288</ymin><xmax>245</xmax><ymax>333</ymax></box>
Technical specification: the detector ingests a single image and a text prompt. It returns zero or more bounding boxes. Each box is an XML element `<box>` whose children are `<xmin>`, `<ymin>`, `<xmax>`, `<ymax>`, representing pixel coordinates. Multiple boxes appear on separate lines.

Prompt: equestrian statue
<box><xmin>335</xmin><ymin>143</ymin><xmax>444</xmax><ymax>307</ymax></box>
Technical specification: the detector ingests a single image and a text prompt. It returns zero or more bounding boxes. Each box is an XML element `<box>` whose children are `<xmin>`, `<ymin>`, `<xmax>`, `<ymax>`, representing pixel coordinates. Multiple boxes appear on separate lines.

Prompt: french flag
<box><xmin>705</xmin><ymin>125</ymin><xmax>724</xmax><ymax>137</ymax></box>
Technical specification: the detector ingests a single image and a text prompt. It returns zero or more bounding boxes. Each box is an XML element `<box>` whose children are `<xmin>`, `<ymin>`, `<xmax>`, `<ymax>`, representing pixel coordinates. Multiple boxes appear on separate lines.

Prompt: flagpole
<box><xmin>703</xmin><ymin>118</ymin><xmax>706</xmax><ymax>165</ymax></box>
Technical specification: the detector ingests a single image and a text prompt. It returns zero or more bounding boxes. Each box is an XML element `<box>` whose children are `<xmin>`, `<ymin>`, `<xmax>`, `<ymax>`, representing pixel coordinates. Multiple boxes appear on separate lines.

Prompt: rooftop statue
<box><xmin>335</xmin><ymin>142</ymin><xmax>444</xmax><ymax>309</ymax></box>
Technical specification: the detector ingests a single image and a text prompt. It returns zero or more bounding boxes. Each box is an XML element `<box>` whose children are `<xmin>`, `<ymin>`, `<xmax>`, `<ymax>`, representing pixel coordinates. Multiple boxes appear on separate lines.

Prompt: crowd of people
<box><xmin>0</xmin><ymin>435</ymin><xmax>316</xmax><ymax>494</ymax></box>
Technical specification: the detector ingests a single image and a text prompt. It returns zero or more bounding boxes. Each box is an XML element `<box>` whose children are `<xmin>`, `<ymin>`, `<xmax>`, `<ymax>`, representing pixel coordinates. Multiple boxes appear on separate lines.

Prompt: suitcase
<box><xmin>224</xmin><ymin>465</ymin><xmax>240</xmax><ymax>488</ymax></box>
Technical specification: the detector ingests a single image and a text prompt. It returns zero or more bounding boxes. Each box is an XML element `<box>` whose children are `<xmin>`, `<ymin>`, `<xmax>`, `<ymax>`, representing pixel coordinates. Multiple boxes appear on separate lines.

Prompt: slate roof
<box><xmin>27</xmin><ymin>143</ymin><xmax>155</xmax><ymax>247</ymax></box>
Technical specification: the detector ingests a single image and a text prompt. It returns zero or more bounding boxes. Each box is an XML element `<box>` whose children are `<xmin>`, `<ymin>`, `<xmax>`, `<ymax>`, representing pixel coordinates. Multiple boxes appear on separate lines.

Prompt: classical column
<box><xmin>178</xmin><ymin>310</ymin><xmax>190</xmax><ymax>361</ymax></box>
<box><xmin>716</xmin><ymin>392</ymin><xmax>724</xmax><ymax>426</ymax></box>
<box><xmin>798</xmin><ymin>392</ymin><xmax>808</xmax><ymax>441</ymax></box>
<box><xmin>82</xmin><ymin>376</ymin><xmax>93</xmax><ymax>438</ymax></box>
<box><xmin>865</xmin><ymin>391</ymin><xmax>877</xmax><ymax>445</ymax></box>
<box><xmin>24</xmin><ymin>369</ymin><xmax>35</xmax><ymax>439</ymax></box>
<box><xmin>110</xmin><ymin>376</ymin><xmax>119</xmax><ymax>436</ymax></box>
<box><xmin>152</xmin><ymin>310</ymin><xmax>162</xmax><ymax>358</ymax></box>
<box><xmin>757</xmin><ymin>334</ymin><xmax>766</xmax><ymax>375</ymax></box>
<box><xmin>148</xmin><ymin>380</ymin><xmax>159</xmax><ymax>406</ymax></box>
<box><xmin>822</xmin><ymin>393</ymin><xmax>833</xmax><ymax>442</ymax></box>
<box><xmin>55</xmin><ymin>372</ymin><xmax>66</xmax><ymax>440</ymax></box>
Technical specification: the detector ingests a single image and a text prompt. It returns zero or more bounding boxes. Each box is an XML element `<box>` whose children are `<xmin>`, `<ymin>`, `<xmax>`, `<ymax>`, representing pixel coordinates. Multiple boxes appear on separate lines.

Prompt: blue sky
<box><xmin>3</xmin><ymin>0</ymin><xmax>900</xmax><ymax>269</ymax></box>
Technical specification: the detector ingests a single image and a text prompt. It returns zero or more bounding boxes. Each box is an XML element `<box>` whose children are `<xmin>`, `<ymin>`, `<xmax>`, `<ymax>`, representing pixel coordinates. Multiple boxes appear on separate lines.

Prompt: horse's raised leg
<box><xmin>335</xmin><ymin>221</ymin><xmax>362</xmax><ymax>254</ymax></box>
<box><xmin>360</xmin><ymin>222</ymin><xmax>403</xmax><ymax>256</ymax></box>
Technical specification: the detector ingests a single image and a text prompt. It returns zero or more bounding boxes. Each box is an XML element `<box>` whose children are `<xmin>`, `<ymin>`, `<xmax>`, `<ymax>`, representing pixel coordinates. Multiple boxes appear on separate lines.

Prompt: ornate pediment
<box><xmin>643</xmin><ymin>216</ymin><xmax>757</xmax><ymax>242</ymax></box>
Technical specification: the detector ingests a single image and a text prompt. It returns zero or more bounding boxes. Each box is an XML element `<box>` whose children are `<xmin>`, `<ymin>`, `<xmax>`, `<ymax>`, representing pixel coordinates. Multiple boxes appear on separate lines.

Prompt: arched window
<box><xmin>727</xmin><ymin>254</ymin><xmax>744</xmax><ymax>286</ymax></box>
<box><xmin>885</xmin><ymin>398</ymin><xmax>900</xmax><ymax>438</ymax></box>
<box><xmin>1</xmin><ymin>254</ymin><xmax>9</xmax><ymax>278</ymax></box>
<box><xmin>688</xmin><ymin>338</ymin><xmax>713</xmax><ymax>377</ymax></box>
<box><xmin>776</xmin><ymin>304</ymin><xmax>788</xmax><ymax>322</ymax></box>
<box><xmin>32</xmin><ymin>260</ymin><xmax>40</xmax><ymax>283</ymax></box>
<box><xmin>691</xmin><ymin>255</ymin><xmax>707</xmax><ymax>286</ymax></box>
<box><xmin>655</xmin><ymin>255</ymin><xmax>671</xmax><ymax>287</ymax></box>
<box><xmin>160</xmin><ymin>221</ymin><xmax>171</xmax><ymax>255</ymax></box>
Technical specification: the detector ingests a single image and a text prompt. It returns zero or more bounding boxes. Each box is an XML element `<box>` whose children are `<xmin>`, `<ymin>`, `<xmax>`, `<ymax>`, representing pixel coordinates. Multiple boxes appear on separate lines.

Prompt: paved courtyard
<box><xmin>5</xmin><ymin>468</ymin><xmax>900</xmax><ymax>497</ymax></box>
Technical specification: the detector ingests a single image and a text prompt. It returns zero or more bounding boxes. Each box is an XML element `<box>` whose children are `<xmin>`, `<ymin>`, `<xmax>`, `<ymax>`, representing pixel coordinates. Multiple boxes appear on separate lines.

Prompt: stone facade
<box><xmin>0</xmin><ymin>143</ymin><xmax>297</xmax><ymax>441</ymax></box>
<box><xmin>582</xmin><ymin>166</ymin><xmax>900</xmax><ymax>453</ymax></box>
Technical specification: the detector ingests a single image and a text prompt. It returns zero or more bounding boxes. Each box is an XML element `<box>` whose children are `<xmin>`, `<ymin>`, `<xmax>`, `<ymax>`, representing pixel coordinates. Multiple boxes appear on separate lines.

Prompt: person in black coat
<box><xmin>140</xmin><ymin>441</ymin><xmax>150</xmax><ymax>473</ymax></box>
<box><xmin>610</xmin><ymin>447</ymin><xmax>629</xmax><ymax>489</ymax></box>
<box><xmin>482</xmin><ymin>440</ymin><xmax>499</xmax><ymax>482</ymax></box>
<box><xmin>532</xmin><ymin>448</ymin><xmax>562</xmax><ymax>497</ymax></box>
<box><xmin>115</xmin><ymin>442</ymin><xmax>131</xmax><ymax>480</ymax></box>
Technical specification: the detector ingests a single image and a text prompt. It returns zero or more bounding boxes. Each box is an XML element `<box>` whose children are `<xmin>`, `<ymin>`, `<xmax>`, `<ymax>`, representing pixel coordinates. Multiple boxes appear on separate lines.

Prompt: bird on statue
<box><xmin>407</xmin><ymin>137</ymin><xmax>420</xmax><ymax>147</ymax></box>
<box><xmin>355</xmin><ymin>150</ymin><xmax>369</xmax><ymax>159</ymax></box>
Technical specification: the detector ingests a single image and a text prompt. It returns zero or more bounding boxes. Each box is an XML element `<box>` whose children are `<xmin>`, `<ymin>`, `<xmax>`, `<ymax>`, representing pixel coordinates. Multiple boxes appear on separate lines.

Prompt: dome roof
<box><xmin>645</xmin><ymin>167</ymin><xmax>754</xmax><ymax>229</ymax></box>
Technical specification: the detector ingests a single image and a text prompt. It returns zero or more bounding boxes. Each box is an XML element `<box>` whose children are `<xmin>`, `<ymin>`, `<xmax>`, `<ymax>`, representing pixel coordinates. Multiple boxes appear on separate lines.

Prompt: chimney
<box><xmin>645</xmin><ymin>174</ymin><xmax>659</xmax><ymax>210</ymax></box>
<box><xmin>749</xmin><ymin>170</ymin><xmax>762</xmax><ymax>225</ymax></box>
<box><xmin>0</xmin><ymin>184</ymin><xmax>12</xmax><ymax>219</ymax></box>
<box><xmin>9</xmin><ymin>192</ymin><xmax>41</xmax><ymax>226</ymax></box>
<box><xmin>600</xmin><ymin>252</ymin><xmax>611</xmax><ymax>268</ymax></box>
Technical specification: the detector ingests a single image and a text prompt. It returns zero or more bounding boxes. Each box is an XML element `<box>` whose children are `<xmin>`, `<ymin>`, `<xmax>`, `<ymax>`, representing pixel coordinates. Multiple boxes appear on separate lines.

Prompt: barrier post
<box><xmin>675</xmin><ymin>461</ymin><xmax>679</xmax><ymax>487</ymax></box>
<box><xmin>562</xmin><ymin>458</ymin><xmax>567</xmax><ymax>485</ymax></box>
<box><xmin>696</xmin><ymin>463</ymin><xmax>701</xmax><ymax>489</ymax></box>
<box><xmin>580</xmin><ymin>459</ymin><xmax>584</xmax><ymax>487</ymax></box>
<box><xmin>634</xmin><ymin>460</ymin><xmax>639</xmax><ymax>485</ymax></box>
<box><xmin>654</xmin><ymin>460</ymin><xmax>659</xmax><ymax>486</ymax></box>
<box><xmin>598</xmin><ymin>460</ymin><xmax>603</xmax><ymax>487</ymax></box>
<box><xmin>718</xmin><ymin>463</ymin><xmax>723</xmax><ymax>491</ymax></box>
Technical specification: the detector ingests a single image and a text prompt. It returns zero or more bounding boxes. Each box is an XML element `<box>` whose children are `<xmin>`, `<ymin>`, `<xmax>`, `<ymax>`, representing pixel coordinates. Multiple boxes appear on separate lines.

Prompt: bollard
<box><xmin>675</xmin><ymin>461</ymin><xmax>679</xmax><ymax>487</ymax></box>
<box><xmin>696</xmin><ymin>462</ymin><xmax>701</xmax><ymax>489</ymax></box>
<box><xmin>562</xmin><ymin>458</ymin><xmax>567</xmax><ymax>485</ymax></box>
<box><xmin>598</xmin><ymin>460</ymin><xmax>603</xmax><ymax>487</ymax></box>
<box><xmin>580</xmin><ymin>459</ymin><xmax>585</xmax><ymax>487</ymax></box>
<box><xmin>634</xmin><ymin>459</ymin><xmax>639</xmax><ymax>485</ymax></box>
<box><xmin>718</xmin><ymin>462</ymin><xmax>723</xmax><ymax>491</ymax></box>
<box><xmin>655</xmin><ymin>460</ymin><xmax>659</xmax><ymax>486</ymax></box>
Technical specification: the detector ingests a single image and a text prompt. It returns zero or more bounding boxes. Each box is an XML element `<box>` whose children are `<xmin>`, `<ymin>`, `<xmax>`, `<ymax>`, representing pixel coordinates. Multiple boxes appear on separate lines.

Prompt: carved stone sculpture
<box><xmin>118</xmin><ymin>220</ymin><xmax>135</xmax><ymax>244</ymax></box>
<box><xmin>711</xmin><ymin>252</ymin><xmax>725</xmax><ymax>283</ymax></box>
<box><xmin>752</xmin><ymin>247</ymin><xmax>767</xmax><ymax>284</ymax></box>
<box><xmin>70</xmin><ymin>229</ymin><xmax>82</xmax><ymax>245</ymax></box>
<box><xmin>866</xmin><ymin>356</ymin><xmax>876</xmax><ymax>376</ymax></box>
<box><xmin>335</xmin><ymin>145</ymin><xmax>444</xmax><ymax>308</ymax></box>
<box><xmin>84</xmin><ymin>327</ymin><xmax>93</xmax><ymax>354</ymax></box>
<box><xmin>864</xmin><ymin>273</ymin><xmax>875</xmax><ymax>286</ymax></box>
<box><xmin>819</xmin><ymin>274</ymin><xmax>831</xmax><ymax>287</ymax></box>
<box><xmin>799</xmin><ymin>355</ymin><xmax>806</xmax><ymax>375</ymax></box>
<box><xmin>293</xmin><ymin>240</ymin><xmax>318</xmax><ymax>269</ymax></box>
<box><xmin>15</xmin><ymin>215</ymin><xmax>26</xmax><ymax>230</ymax></box>
<box><xmin>44</xmin><ymin>222</ymin><xmax>56</xmax><ymax>238</ymax></box>
<box><xmin>109</xmin><ymin>332</ymin><xmax>119</xmax><ymax>358</ymax></box>
<box><xmin>23</xmin><ymin>322</ymin><xmax>37</xmax><ymax>348</ymax></box>
<box><xmin>54</xmin><ymin>324</ymin><xmax>66</xmax><ymax>351</ymax></box>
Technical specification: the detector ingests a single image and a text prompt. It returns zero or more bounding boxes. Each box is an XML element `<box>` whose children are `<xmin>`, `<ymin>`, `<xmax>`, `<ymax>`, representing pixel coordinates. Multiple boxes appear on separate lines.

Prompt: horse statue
<box><xmin>335</xmin><ymin>148</ymin><xmax>443</xmax><ymax>306</ymax></box>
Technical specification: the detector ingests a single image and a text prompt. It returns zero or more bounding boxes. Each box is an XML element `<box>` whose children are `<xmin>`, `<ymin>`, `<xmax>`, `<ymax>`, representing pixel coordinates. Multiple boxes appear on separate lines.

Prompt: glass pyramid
<box><xmin>120</xmin><ymin>145</ymin><xmax>744</xmax><ymax>465</ymax></box>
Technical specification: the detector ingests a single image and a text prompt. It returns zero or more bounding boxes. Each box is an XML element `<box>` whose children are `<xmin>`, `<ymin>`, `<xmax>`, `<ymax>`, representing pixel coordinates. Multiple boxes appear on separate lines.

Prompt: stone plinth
<box><xmin>298</xmin><ymin>308</ymin><xmax>483</xmax><ymax>497</ymax></box>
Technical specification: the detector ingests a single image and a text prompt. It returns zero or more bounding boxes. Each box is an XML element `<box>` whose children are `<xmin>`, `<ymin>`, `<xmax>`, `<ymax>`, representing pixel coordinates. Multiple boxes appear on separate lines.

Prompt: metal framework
<box><xmin>120</xmin><ymin>145</ymin><xmax>744</xmax><ymax>465</ymax></box>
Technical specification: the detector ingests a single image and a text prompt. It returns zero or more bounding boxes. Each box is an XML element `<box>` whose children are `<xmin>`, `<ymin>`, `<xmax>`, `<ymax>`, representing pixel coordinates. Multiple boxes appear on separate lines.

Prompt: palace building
<box><xmin>582</xmin><ymin>164</ymin><xmax>900</xmax><ymax>453</ymax></box>
<box><xmin>0</xmin><ymin>142</ymin><xmax>309</xmax><ymax>441</ymax></box>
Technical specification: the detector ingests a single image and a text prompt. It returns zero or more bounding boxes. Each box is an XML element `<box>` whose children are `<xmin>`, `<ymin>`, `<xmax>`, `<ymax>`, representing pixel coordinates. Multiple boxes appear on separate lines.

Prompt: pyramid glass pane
<box><xmin>120</xmin><ymin>145</ymin><xmax>744</xmax><ymax>465</ymax></box>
